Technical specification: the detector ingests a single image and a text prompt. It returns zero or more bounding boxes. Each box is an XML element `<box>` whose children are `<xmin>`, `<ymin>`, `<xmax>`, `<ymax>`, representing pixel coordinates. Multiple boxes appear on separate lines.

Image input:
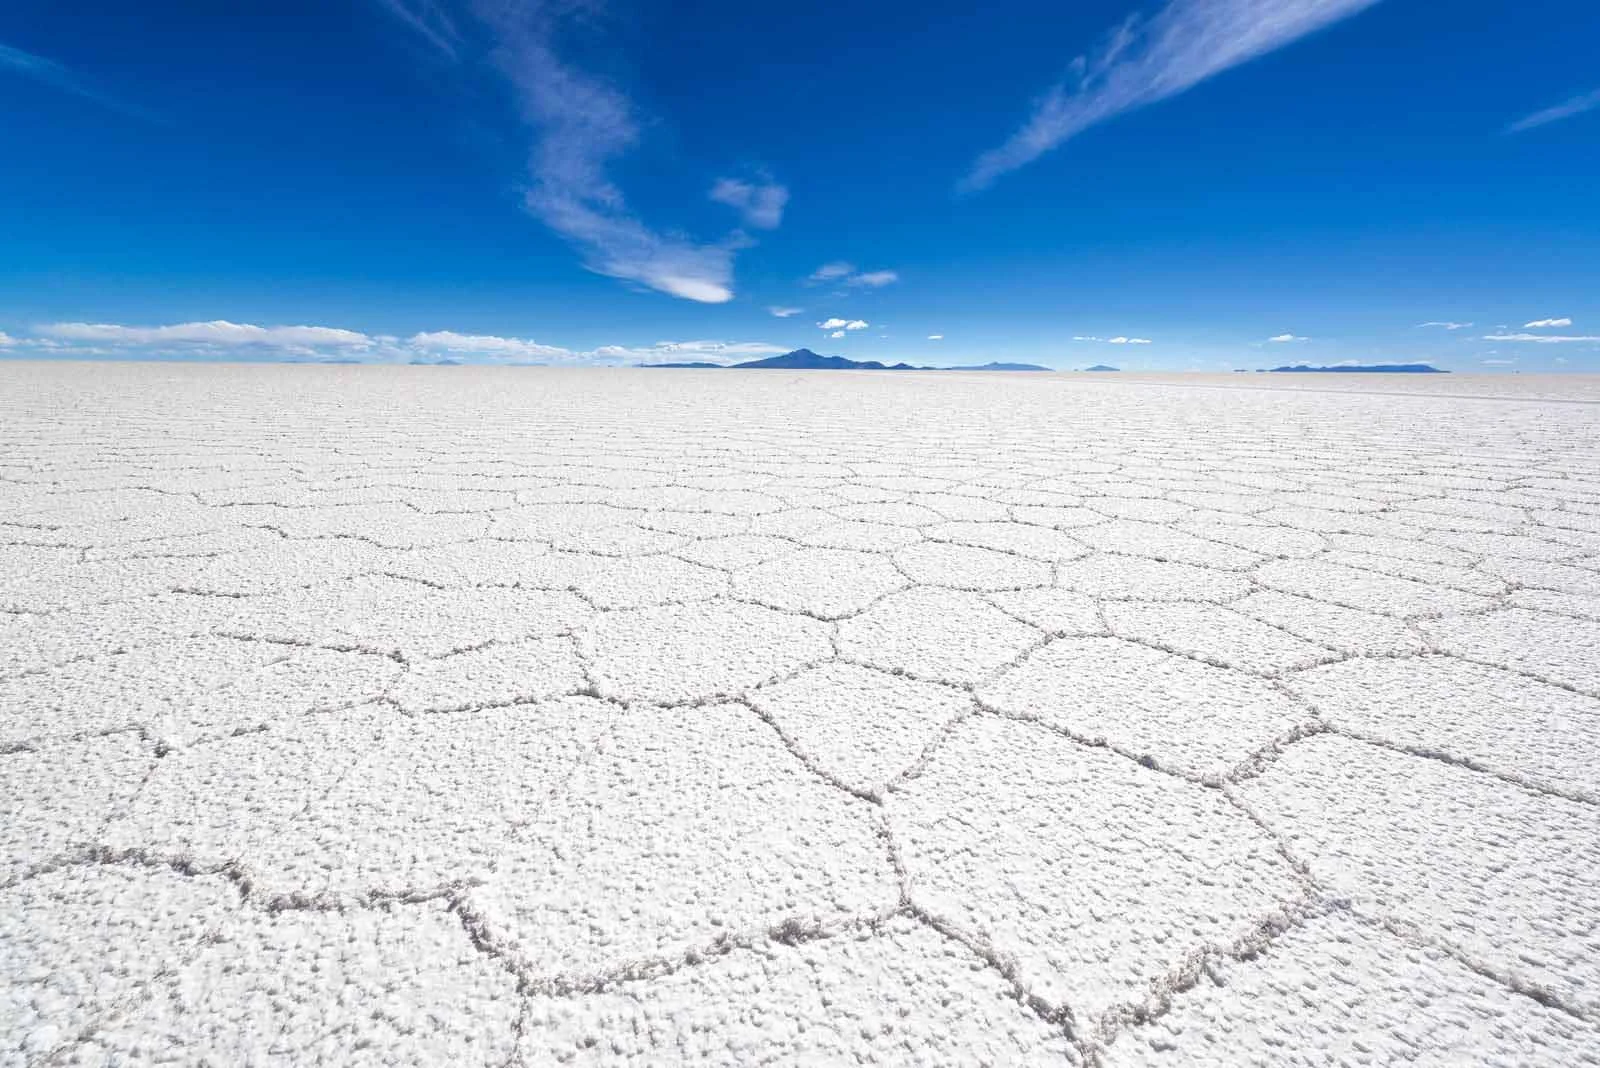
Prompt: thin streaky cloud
<box><xmin>1417</xmin><ymin>321</ymin><xmax>1472</xmax><ymax>330</ymax></box>
<box><xmin>1482</xmin><ymin>332</ymin><xmax>1600</xmax><ymax>344</ymax></box>
<box><xmin>374</xmin><ymin>0</ymin><xmax>461</xmax><ymax>57</ymax></box>
<box><xmin>848</xmin><ymin>270</ymin><xmax>899</xmax><ymax>288</ymax></box>
<box><xmin>1524</xmin><ymin>317</ymin><xmax>1572</xmax><ymax>328</ymax></box>
<box><xmin>1268</xmin><ymin>333</ymin><xmax>1308</xmax><ymax>342</ymax></box>
<box><xmin>1507</xmin><ymin>88</ymin><xmax>1600</xmax><ymax>133</ymax></box>
<box><xmin>961</xmin><ymin>0</ymin><xmax>1382</xmax><ymax>191</ymax></box>
<box><xmin>0</xmin><ymin>41</ymin><xmax>165</xmax><ymax>124</ymax></box>
<box><xmin>767</xmin><ymin>306</ymin><xmax>803</xmax><ymax>318</ymax></box>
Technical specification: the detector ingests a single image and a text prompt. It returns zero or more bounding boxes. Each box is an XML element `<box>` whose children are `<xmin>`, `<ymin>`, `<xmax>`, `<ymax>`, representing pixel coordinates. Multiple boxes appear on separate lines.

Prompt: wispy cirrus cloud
<box><xmin>1507</xmin><ymin>89</ymin><xmax>1600</xmax><ymax>133</ymax></box>
<box><xmin>0</xmin><ymin>41</ymin><xmax>164</xmax><ymax>124</ymax></box>
<box><xmin>1417</xmin><ymin>321</ymin><xmax>1472</xmax><ymax>330</ymax></box>
<box><xmin>375</xmin><ymin>2</ymin><xmax>770</xmax><ymax>304</ymax></box>
<box><xmin>961</xmin><ymin>0</ymin><xmax>1381</xmax><ymax>191</ymax></box>
<box><xmin>1268</xmin><ymin>333</ymin><xmax>1308</xmax><ymax>342</ymax></box>
<box><xmin>1074</xmin><ymin>334</ymin><xmax>1152</xmax><ymax>344</ymax></box>
<box><xmin>767</xmin><ymin>306</ymin><xmax>803</xmax><ymax>318</ymax></box>
<box><xmin>1524</xmin><ymin>317</ymin><xmax>1572</xmax><ymax>328</ymax></box>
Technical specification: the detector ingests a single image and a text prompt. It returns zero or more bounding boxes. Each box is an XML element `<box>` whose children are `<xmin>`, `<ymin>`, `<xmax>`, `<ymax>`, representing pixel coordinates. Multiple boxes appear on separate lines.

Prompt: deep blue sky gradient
<box><xmin>2</xmin><ymin>0</ymin><xmax>1597</xmax><ymax>369</ymax></box>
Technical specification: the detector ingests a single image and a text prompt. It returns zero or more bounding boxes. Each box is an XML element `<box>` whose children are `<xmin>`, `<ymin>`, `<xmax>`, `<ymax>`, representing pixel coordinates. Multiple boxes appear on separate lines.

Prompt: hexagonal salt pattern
<box><xmin>3</xmin><ymin>362</ymin><xmax>1598</xmax><ymax>1065</ymax></box>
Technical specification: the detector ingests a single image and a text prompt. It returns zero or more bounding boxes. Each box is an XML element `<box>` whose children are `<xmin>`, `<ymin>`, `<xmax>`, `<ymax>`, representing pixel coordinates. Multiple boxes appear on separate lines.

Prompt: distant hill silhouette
<box><xmin>1083</xmin><ymin>364</ymin><xmax>1120</xmax><ymax>372</ymax></box>
<box><xmin>1265</xmin><ymin>363</ymin><xmax>1447</xmax><ymax>373</ymax></box>
<box><xmin>634</xmin><ymin>349</ymin><xmax>1054</xmax><ymax>371</ymax></box>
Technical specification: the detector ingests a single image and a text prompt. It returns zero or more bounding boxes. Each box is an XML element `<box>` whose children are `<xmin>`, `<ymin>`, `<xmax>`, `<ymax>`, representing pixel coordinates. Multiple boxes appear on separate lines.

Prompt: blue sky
<box><xmin>2</xmin><ymin>0</ymin><xmax>1597</xmax><ymax>370</ymax></box>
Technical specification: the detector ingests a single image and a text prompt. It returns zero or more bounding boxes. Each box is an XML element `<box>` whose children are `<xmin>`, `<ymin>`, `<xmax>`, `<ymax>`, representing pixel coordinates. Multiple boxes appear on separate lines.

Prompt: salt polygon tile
<box><xmin>674</xmin><ymin>534</ymin><xmax>800</xmax><ymax>572</ymax></box>
<box><xmin>518</xmin><ymin>917</ymin><xmax>1078</xmax><ymax>1066</ymax></box>
<box><xmin>471</xmin><ymin>702</ymin><xmax>896</xmax><ymax>979</ymax></box>
<box><xmin>748</xmin><ymin>509</ymin><xmax>923</xmax><ymax>552</ymax></box>
<box><xmin>147</xmin><ymin>646</ymin><xmax>405</xmax><ymax>747</ymax></box>
<box><xmin>103</xmin><ymin>703</ymin><xmax>401</xmax><ymax>873</ymax></box>
<box><xmin>80</xmin><ymin>902</ymin><xmax>522</xmax><ymax>1067</ymax></box>
<box><xmin>1509</xmin><ymin>587</ymin><xmax>1600</xmax><ymax>620</ymax></box>
<box><xmin>1231</xmin><ymin>590</ymin><xmax>1423</xmax><ymax>657</ymax></box>
<box><xmin>0</xmin><ymin>865</ymin><xmax>240</xmax><ymax>1061</ymax></box>
<box><xmin>0</xmin><ymin>637</ymin><xmax>289</xmax><ymax>747</ymax></box>
<box><xmin>980</xmin><ymin>636</ymin><xmax>1312</xmax><ymax>779</ymax></box>
<box><xmin>1419</xmin><ymin>608</ymin><xmax>1600</xmax><ymax>693</ymax></box>
<box><xmin>1102</xmin><ymin>910</ymin><xmax>1600</xmax><ymax>1066</ymax></box>
<box><xmin>567</xmin><ymin>553</ymin><xmax>730</xmax><ymax>609</ymax></box>
<box><xmin>1286</xmin><ymin>655</ymin><xmax>1600</xmax><ymax>801</ymax></box>
<box><xmin>219</xmin><ymin>575</ymin><xmax>589</xmax><ymax>660</ymax></box>
<box><xmin>1056</xmin><ymin>555</ymin><xmax>1251</xmax><ymax>602</ymax></box>
<box><xmin>749</xmin><ymin>662</ymin><xmax>971</xmax><ymax>798</ymax></box>
<box><xmin>584</xmin><ymin>599</ymin><xmax>831</xmax><ymax>703</ymax></box>
<box><xmin>1103</xmin><ymin>601</ymin><xmax>1333</xmax><ymax>674</ymax></box>
<box><xmin>986</xmin><ymin>586</ymin><xmax>1103</xmax><ymax>635</ymax></box>
<box><xmin>1240</xmin><ymin>735</ymin><xmax>1600</xmax><ymax>1015</ymax></box>
<box><xmin>892</xmin><ymin>716</ymin><xmax>1303</xmax><ymax>1022</ymax></box>
<box><xmin>391</xmin><ymin>636</ymin><xmax>586</xmax><ymax>712</ymax></box>
<box><xmin>731</xmin><ymin>546</ymin><xmax>908</xmax><ymax>619</ymax></box>
<box><xmin>1073</xmin><ymin>519</ymin><xmax>1261</xmax><ymax>569</ymax></box>
<box><xmin>837</xmin><ymin>586</ymin><xmax>1041</xmax><ymax>685</ymax></box>
<box><xmin>1253</xmin><ymin>558</ymin><xmax>1493</xmax><ymax>616</ymax></box>
<box><xmin>924</xmin><ymin>520</ymin><xmax>1090</xmax><ymax>562</ymax></box>
<box><xmin>0</xmin><ymin>733</ymin><xmax>153</xmax><ymax>881</ymax></box>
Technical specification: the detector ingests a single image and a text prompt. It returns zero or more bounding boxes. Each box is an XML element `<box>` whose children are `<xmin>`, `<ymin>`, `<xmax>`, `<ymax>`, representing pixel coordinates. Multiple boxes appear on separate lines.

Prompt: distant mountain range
<box><xmin>1082</xmin><ymin>364</ymin><xmax>1120</xmax><ymax>372</ymax></box>
<box><xmin>640</xmin><ymin>349</ymin><xmax>1050</xmax><ymax>371</ymax></box>
<box><xmin>1265</xmin><ymin>363</ymin><xmax>1447</xmax><ymax>373</ymax></box>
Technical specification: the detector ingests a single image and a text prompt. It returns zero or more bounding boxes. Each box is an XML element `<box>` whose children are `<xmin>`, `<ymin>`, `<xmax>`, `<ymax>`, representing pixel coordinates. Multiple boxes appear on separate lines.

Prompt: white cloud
<box><xmin>1481</xmin><ymin>358</ymin><xmax>1516</xmax><ymax>366</ymax></box>
<box><xmin>767</xmin><ymin>306</ymin><xmax>803</xmax><ymax>318</ymax></box>
<box><xmin>806</xmin><ymin>262</ymin><xmax>899</xmax><ymax>288</ymax></box>
<box><xmin>1507</xmin><ymin>88</ymin><xmax>1600</xmax><ymax>133</ymax></box>
<box><xmin>927</xmin><ymin>334</ymin><xmax>944</xmax><ymax>340</ymax></box>
<box><xmin>829</xmin><ymin>330</ymin><xmax>845</xmax><ymax>339</ymax></box>
<box><xmin>593</xmin><ymin>340</ymin><xmax>789</xmax><ymax>366</ymax></box>
<box><xmin>709</xmin><ymin>176</ymin><xmax>788</xmax><ymax>229</ymax></box>
<box><xmin>1417</xmin><ymin>321</ymin><xmax>1472</xmax><ymax>330</ymax></box>
<box><xmin>407</xmin><ymin>330</ymin><xmax>572</xmax><ymax>361</ymax></box>
<box><xmin>0</xmin><ymin>330</ymin><xmax>15</xmax><ymax>347</ymax></box>
<box><xmin>1524</xmin><ymin>317</ymin><xmax>1572</xmax><ymax>328</ymax></box>
<box><xmin>20</xmin><ymin>320</ymin><xmax>788</xmax><ymax>366</ymax></box>
<box><xmin>1482</xmin><ymin>332</ymin><xmax>1600</xmax><ymax>344</ymax></box>
<box><xmin>1074</xmin><ymin>335</ymin><xmax>1150</xmax><ymax>343</ymax></box>
<box><xmin>1268</xmin><ymin>333</ymin><xmax>1308</xmax><ymax>343</ymax></box>
<box><xmin>961</xmin><ymin>0</ymin><xmax>1381</xmax><ymax>191</ymax></box>
<box><xmin>38</xmin><ymin>320</ymin><xmax>374</xmax><ymax>350</ymax></box>
<box><xmin>376</xmin><ymin>4</ymin><xmax>749</xmax><ymax>304</ymax></box>
<box><xmin>817</xmin><ymin>318</ymin><xmax>869</xmax><ymax>331</ymax></box>
<box><xmin>808</xmin><ymin>262</ymin><xmax>856</xmax><ymax>283</ymax></box>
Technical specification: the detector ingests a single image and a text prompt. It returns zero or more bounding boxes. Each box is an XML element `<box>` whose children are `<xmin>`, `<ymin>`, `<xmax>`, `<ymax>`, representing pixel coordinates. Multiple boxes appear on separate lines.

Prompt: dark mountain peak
<box><xmin>1266</xmin><ymin>363</ymin><xmax>1447</xmax><ymax>373</ymax></box>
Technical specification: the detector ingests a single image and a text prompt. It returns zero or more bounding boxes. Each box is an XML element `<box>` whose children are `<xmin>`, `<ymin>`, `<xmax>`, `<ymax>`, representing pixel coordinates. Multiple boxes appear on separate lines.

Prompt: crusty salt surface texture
<box><xmin>2</xmin><ymin>362</ymin><xmax>1599</xmax><ymax>1066</ymax></box>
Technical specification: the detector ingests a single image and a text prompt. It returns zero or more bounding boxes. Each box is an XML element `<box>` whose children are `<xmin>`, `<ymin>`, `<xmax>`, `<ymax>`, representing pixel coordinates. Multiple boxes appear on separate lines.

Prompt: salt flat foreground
<box><xmin>3</xmin><ymin>362</ymin><xmax>1599</xmax><ymax>1067</ymax></box>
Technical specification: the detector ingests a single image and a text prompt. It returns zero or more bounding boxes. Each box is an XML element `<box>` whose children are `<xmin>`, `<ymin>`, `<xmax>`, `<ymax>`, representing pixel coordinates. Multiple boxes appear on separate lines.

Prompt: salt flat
<box><xmin>3</xmin><ymin>361</ymin><xmax>1599</xmax><ymax>1066</ymax></box>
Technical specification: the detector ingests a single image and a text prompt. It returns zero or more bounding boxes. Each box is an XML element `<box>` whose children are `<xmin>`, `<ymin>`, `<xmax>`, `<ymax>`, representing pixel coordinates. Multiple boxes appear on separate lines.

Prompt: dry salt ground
<box><xmin>2</xmin><ymin>361</ymin><xmax>1600</xmax><ymax>1066</ymax></box>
